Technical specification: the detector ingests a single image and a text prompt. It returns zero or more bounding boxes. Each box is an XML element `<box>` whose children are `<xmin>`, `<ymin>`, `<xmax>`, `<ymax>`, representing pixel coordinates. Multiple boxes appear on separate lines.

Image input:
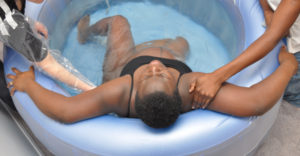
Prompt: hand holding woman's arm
<box><xmin>214</xmin><ymin>0</ymin><xmax>300</xmax><ymax>82</ymax></box>
<box><xmin>189</xmin><ymin>0</ymin><xmax>300</xmax><ymax>106</ymax></box>
<box><xmin>207</xmin><ymin>46</ymin><xmax>298</xmax><ymax>116</ymax></box>
<box><xmin>188</xmin><ymin>72</ymin><xmax>222</xmax><ymax>109</ymax></box>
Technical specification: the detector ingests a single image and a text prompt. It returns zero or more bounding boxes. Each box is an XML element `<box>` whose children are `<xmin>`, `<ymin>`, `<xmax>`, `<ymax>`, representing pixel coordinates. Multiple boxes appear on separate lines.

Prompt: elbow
<box><xmin>57</xmin><ymin>117</ymin><xmax>74</xmax><ymax>124</ymax></box>
<box><xmin>55</xmin><ymin>116</ymin><xmax>77</xmax><ymax>124</ymax></box>
<box><xmin>249</xmin><ymin>105</ymin><xmax>268</xmax><ymax>116</ymax></box>
<box><xmin>232</xmin><ymin>93</ymin><xmax>272</xmax><ymax>117</ymax></box>
<box><xmin>242</xmin><ymin>96</ymin><xmax>276</xmax><ymax>117</ymax></box>
<box><xmin>233</xmin><ymin>86</ymin><xmax>281</xmax><ymax>117</ymax></box>
<box><xmin>57</xmin><ymin>111</ymin><xmax>79</xmax><ymax>124</ymax></box>
<box><xmin>49</xmin><ymin>102</ymin><xmax>79</xmax><ymax>124</ymax></box>
<box><xmin>253</xmin><ymin>100</ymin><xmax>278</xmax><ymax>116</ymax></box>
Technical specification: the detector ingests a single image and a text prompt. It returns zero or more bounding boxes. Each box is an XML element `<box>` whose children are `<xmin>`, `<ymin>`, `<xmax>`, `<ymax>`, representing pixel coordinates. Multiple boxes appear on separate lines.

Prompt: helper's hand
<box><xmin>189</xmin><ymin>73</ymin><xmax>222</xmax><ymax>109</ymax></box>
<box><xmin>35</xmin><ymin>21</ymin><xmax>48</xmax><ymax>39</ymax></box>
<box><xmin>6</xmin><ymin>66</ymin><xmax>35</xmax><ymax>96</ymax></box>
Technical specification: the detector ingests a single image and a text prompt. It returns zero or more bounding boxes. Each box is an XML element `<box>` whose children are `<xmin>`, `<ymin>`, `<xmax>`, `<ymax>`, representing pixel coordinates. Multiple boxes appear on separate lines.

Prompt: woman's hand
<box><xmin>35</xmin><ymin>21</ymin><xmax>48</xmax><ymax>39</ymax></box>
<box><xmin>278</xmin><ymin>45</ymin><xmax>298</xmax><ymax>75</ymax></box>
<box><xmin>6</xmin><ymin>66</ymin><xmax>35</xmax><ymax>96</ymax></box>
<box><xmin>189</xmin><ymin>73</ymin><xmax>222</xmax><ymax>109</ymax></box>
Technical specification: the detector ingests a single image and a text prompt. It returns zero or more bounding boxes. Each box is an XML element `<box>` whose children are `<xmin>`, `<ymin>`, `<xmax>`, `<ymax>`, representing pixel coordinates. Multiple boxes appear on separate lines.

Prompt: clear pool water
<box><xmin>60</xmin><ymin>2</ymin><xmax>231</xmax><ymax>95</ymax></box>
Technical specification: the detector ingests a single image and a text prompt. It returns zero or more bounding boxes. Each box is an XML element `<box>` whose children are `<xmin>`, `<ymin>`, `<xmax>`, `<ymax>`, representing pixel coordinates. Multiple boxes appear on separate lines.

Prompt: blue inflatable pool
<box><xmin>4</xmin><ymin>0</ymin><xmax>282</xmax><ymax>155</ymax></box>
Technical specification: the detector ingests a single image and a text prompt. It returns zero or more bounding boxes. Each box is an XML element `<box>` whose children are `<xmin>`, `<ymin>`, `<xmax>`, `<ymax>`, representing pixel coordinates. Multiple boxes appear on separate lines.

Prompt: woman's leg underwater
<box><xmin>78</xmin><ymin>15</ymin><xmax>135</xmax><ymax>82</ymax></box>
<box><xmin>135</xmin><ymin>36</ymin><xmax>189</xmax><ymax>61</ymax></box>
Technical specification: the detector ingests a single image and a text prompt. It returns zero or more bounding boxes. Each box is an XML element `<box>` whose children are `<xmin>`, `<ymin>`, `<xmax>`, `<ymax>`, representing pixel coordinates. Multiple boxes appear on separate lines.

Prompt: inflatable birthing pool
<box><xmin>4</xmin><ymin>0</ymin><xmax>282</xmax><ymax>155</ymax></box>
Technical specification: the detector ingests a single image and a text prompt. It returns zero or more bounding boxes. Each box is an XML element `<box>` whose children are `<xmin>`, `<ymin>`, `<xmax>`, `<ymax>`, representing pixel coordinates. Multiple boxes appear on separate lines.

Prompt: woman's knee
<box><xmin>175</xmin><ymin>36</ymin><xmax>189</xmax><ymax>48</ymax></box>
<box><xmin>111</xmin><ymin>15</ymin><xmax>129</xmax><ymax>27</ymax></box>
<box><xmin>168</xmin><ymin>36</ymin><xmax>190</xmax><ymax>53</ymax></box>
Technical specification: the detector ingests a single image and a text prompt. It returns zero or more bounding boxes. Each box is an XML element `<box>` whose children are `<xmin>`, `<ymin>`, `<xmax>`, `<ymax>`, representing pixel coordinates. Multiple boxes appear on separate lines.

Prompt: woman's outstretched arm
<box><xmin>207</xmin><ymin>46</ymin><xmax>298</xmax><ymax>116</ymax></box>
<box><xmin>6</xmin><ymin>67</ymin><xmax>129</xmax><ymax>123</ymax></box>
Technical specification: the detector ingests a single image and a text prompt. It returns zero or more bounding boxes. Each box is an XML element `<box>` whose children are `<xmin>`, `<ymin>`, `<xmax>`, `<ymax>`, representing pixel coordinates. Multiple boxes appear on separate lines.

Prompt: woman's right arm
<box><xmin>6</xmin><ymin>67</ymin><xmax>127</xmax><ymax>123</ymax></box>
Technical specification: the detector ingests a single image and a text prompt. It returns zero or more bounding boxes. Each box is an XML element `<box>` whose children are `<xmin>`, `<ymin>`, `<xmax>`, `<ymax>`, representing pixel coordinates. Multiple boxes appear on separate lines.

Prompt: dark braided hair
<box><xmin>135</xmin><ymin>89</ymin><xmax>182</xmax><ymax>128</ymax></box>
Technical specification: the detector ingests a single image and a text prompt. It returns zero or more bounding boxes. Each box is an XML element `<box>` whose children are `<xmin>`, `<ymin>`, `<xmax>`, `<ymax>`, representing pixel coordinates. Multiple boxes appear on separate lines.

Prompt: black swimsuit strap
<box><xmin>126</xmin><ymin>75</ymin><xmax>134</xmax><ymax>117</ymax></box>
<box><xmin>176</xmin><ymin>73</ymin><xmax>183</xmax><ymax>87</ymax></box>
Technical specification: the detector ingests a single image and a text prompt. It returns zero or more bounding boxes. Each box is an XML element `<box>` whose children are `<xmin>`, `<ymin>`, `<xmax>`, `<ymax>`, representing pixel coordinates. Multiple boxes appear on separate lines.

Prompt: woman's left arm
<box><xmin>190</xmin><ymin>0</ymin><xmax>300</xmax><ymax>107</ymax></box>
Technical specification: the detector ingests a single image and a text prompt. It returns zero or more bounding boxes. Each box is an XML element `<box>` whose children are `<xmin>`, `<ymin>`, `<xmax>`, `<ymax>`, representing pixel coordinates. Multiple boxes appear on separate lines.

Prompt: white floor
<box><xmin>255</xmin><ymin>100</ymin><xmax>300</xmax><ymax>156</ymax></box>
<box><xmin>1</xmin><ymin>99</ymin><xmax>299</xmax><ymax>156</ymax></box>
<box><xmin>0</xmin><ymin>47</ymin><xmax>38</xmax><ymax>156</ymax></box>
<box><xmin>0</xmin><ymin>100</ymin><xmax>38</xmax><ymax>156</ymax></box>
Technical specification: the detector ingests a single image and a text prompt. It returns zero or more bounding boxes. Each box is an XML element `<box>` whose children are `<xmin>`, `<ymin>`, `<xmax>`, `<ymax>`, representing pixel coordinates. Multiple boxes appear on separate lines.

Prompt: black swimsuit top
<box><xmin>120</xmin><ymin>56</ymin><xmax>192</xmax><ymax>117</ymax></box>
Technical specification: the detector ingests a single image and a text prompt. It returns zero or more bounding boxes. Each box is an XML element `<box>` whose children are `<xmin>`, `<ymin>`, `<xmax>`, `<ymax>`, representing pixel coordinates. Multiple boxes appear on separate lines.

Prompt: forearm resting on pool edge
<box><xmin>9</xmin><ymin>73</ymin><xmax>104</xmax><ymax>123</ymax></box>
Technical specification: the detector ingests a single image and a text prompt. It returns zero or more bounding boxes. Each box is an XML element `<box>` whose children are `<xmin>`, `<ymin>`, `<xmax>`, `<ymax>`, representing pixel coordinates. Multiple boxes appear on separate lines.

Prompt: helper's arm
<box><xmin>28</xmin><ymin>0</ymin><xmax>44</xmax><ymax>3</ymax></box>
<box><xmin>260</xmin><ymin>0</ymin><xmax>275</xmax><ymax>27</ymax></box>
<box><xmin>214</xmin><ymin>0</ymin><xmax>300</xmax><ymax>81</ymax></box>
<box><xmin>190</xmin><ymin>0</ymin><xmax>300</xmax><ymax>107</ymax></box>
<box><xmin>6</xmin><ymin>68</ymin><xmax>129</xmax><ymax>123</ymax></box>
<box><xmin>207</xmin><ymin>47</ymin><xmax>298</xmax><ymax>116</ymax></box>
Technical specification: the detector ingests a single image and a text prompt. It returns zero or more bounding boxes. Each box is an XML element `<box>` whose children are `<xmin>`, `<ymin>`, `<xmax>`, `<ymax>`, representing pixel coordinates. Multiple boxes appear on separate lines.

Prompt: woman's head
<box><xmin>135</xmin><ymin>90</ymin><xmax>182</xmax><ymax>128</ymax></box>
<box><xmin>136</xmin><ymin>60</ymin><xmax>178</xmax><ymax>96</ymax></box>
<box><xmin>134</xmin><ymin>60</ymin><xmax>182</xmax><ymax>128</ymax></box>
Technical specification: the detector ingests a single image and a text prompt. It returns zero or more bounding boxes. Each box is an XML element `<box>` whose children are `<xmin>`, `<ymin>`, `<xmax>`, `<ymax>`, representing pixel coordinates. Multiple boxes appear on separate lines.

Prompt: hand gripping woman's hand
<box><xmin>189</xmin><ymin>73</ymin><xmax>222</xmax><ymax>109</ymax></box>
<box><xmin>6</xmin><ymin>66</ymin><xmax>35</xmax><ymax>96</ymax></box>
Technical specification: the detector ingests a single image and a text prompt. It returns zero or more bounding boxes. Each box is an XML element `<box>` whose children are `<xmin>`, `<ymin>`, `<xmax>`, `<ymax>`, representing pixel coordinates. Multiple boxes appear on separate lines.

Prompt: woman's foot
<box><xmin>77</xmin><ymin>15</ymin><xmax>90</xmax><ymax>44</ymax></box>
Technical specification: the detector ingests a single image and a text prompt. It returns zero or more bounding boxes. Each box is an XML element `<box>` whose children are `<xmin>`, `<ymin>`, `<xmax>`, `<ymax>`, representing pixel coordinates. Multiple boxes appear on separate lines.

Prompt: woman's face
<box><xmin>137</xmin><ymin>60</ymin><xmax>178</xmax><ymax>97</ymax></box>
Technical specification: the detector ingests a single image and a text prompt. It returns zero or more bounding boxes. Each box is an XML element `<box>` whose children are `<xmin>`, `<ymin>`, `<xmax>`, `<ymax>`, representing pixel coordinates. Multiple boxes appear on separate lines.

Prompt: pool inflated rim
<box><xmin>4</xmin><ymin>0</ymin><xmax>281</xmax><ymax>155</ymax></box>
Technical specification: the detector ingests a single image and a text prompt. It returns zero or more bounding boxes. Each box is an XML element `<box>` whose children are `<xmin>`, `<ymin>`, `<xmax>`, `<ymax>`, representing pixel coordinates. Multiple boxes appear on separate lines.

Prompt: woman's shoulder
<box><xmin>100</xmin><ymin>75</ymin><xmax>132</xmax><ymax>90</ymax></box>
